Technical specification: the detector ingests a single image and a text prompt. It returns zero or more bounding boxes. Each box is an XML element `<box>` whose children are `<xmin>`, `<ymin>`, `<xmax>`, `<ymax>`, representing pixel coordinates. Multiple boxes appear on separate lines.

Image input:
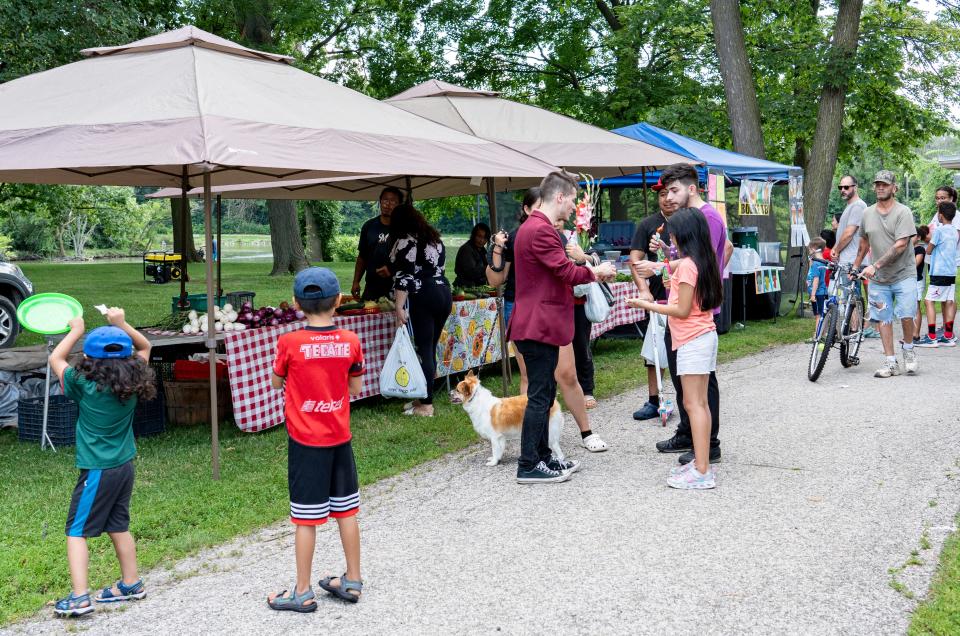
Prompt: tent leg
<box><xmin>178</xmin><ymin>167</ymin><xmax>190</xmax><ymax>309</ymax></box>
<box><xmin>216</xmin><ymin>194</ymin><xmax>222</xmax><ymax>300</ymax></box>
<box><xmin>203</xmin><ymin>174</ymin><xmax>220</xmax><ymax>481</ymax></box>
<box><xmin>40</xmin><ymin>337</ymin><xmax>56</xmax><ymax>452</ymax></box>
<box><xmin>642</xmin><ymin>167</ymin><xmax>648</xmax><ymax>216</ymax></box>
<box><xmin>486</xmin><ymin>177</ymin><xmax>510</xmax><ymax>395</ymax></box>
<box><xmin>405</xmin><ymin>175</ymin><xmax>413</xmax><ymax>203</ymax></box>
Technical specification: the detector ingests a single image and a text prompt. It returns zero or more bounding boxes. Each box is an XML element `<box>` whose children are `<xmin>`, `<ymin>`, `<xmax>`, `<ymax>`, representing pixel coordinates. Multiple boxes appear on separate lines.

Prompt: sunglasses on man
<box><xmin>837</xmin><ymin>184</ymin><xmax>855</xmax><ymax>191</ymax></box>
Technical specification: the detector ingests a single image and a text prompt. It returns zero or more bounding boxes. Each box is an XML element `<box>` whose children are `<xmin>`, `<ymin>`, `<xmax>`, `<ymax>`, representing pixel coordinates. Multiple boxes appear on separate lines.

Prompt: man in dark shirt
<box><xmin>630</xmin><ymin>182</ymin><xmax>674</xmax><ymax>421</ymax></box>
<box><xmin>351</xmin><ymin>187</ymin><xmax>403</xmax><ymax>300</ymax></box>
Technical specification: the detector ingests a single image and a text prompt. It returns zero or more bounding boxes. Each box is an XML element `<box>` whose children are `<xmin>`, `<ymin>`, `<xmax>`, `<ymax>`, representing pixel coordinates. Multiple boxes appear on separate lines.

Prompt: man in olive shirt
<box><xmin>853</xmin><ymin>170</ymin><xmax>918</xmax><ymax>378</ymax></box>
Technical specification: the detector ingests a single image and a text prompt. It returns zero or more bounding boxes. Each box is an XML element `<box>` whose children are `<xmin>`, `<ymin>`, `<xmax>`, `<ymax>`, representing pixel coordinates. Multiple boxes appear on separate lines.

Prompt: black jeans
<box><xmin>664</xmin><ymin>318</ymin><xmax>720</xmax><ymax>448</ymax></box>
<box><xmin>408</xmin><ymin>282</ymin><xmax>453</xmax><ymax>405</ymax></box>
<box><xmin>572</xmin><ymin>304</ymin><xmax>595</xmax><ymax>395</ymax></box>
<box><xmin>515</xmin><ymin>340</ymin><xmax>559</xmax><ymax>472</ymax></box>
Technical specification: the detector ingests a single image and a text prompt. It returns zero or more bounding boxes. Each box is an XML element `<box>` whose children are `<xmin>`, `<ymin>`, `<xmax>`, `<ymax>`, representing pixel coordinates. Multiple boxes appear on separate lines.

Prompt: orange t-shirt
<box><xmin>272</xmin><ymin>326</ymin><xmax>364</xmax><ymax>447</ymax></box>
<box><xmin>667</xmin><ymin>258</ymin><xmax>717</xmax><ymax>350</ymax></box>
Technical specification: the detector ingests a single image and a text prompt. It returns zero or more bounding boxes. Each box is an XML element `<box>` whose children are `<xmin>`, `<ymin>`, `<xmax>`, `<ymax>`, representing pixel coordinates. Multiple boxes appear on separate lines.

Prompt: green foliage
<box><xmin>300</xmin><ymin>200</ymin><xmax>343</xmax><ymax>262</ymax></box>
<box><xmin>329</xmin><ymin>234</ymin><xmax>359</xmax><ymax>262</ymax></box>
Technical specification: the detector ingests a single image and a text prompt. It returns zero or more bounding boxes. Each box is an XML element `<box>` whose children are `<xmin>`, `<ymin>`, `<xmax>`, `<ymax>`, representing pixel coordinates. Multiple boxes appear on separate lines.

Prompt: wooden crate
<box><xmin>164</xmin><ymin>379</ymin><xmax>231</xmax><ymax>426</ymax></box>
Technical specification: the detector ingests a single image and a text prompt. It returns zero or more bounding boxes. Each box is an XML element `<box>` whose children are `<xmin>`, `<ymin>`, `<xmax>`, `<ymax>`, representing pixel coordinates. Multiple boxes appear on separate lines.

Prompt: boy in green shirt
<box><xmin>49</xmin><ymin>308</ymin><xmax>155</xmax><ymax>617</ymax></box>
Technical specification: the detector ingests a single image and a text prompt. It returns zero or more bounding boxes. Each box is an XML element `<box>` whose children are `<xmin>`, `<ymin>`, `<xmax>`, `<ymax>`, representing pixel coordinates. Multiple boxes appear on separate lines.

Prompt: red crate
<box><xmin>173</xmin><ymin>359</ymin><xmax>227</xmax><ymax>382</ymax></box>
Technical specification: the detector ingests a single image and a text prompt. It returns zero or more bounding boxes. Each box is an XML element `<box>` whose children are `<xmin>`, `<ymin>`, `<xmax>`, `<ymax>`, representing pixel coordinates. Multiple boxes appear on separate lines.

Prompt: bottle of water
<box><xmin>654</xmin><ymin>231</ymin><xmax>670</xmax><ymax>281</ymax></box>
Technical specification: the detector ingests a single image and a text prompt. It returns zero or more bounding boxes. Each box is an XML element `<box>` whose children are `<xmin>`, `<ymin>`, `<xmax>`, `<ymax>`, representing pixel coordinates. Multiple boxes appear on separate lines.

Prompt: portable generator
<box><xmin>143</xmin><ymin>251</ymin><xmax>183</xmax><ymax>284</ymax></box>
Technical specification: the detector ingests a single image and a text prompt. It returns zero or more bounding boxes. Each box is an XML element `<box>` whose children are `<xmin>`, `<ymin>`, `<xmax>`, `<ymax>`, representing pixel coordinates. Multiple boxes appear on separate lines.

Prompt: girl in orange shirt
<box><xmin>629</xmin><ymin>208</ymin><xmax>723</xmax><ymax>489</ymax></box>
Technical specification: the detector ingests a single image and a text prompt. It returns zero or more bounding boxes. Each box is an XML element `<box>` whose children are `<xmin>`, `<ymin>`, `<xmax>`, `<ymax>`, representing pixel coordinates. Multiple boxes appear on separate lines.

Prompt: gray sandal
<box><xmin>267</xmin><ymin>585</ymin><xmax>316</xmax><ymax>612</ymax></box>
<box><xmin>318</xmin><ymin>573</ymin><xmax>362</xmax><ymax>603</ymax></box>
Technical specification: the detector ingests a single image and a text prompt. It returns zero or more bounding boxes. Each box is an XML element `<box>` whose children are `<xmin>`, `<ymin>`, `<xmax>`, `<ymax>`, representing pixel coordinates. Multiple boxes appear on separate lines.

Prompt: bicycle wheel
<box><xmin>840</xmin><ymin>296</ymin><xmax>864</xmax><ymax>368</ymax></box>
<box><xmin>808</xmin><ymin>304</ymin><xmax>837</xmax><ymax>382</ymax></box>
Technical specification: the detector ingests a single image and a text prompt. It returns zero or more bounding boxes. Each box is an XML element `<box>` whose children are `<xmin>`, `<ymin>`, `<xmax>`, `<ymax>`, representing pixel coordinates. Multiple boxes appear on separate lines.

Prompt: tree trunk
<box><xmin>608</xmin><ymin>186</ymin><xmax>629</xmax><ymax>221</ymax></box>
<box><xmin>170</xmin><ymin>198</ymin><xmax>201</xmax><ymax>262</ymax></box>
<box><xmin>303</xmin><ymin>205</ymin><xmax>323</xmax><ymax>261</ymax></box>
<box><xmin>710</xmin><ymin>0</ymin><xmax>766</xmax><ymax>158</ymax></box>
<box><xmin>267</xmin><ymin>200</ymin><xmax>309</xmax><ymax>276</ymax></box>
<box><xmin>803</xmin><ymin>0</ymin><xmax>864</xmax><ymax>234</ymax></box>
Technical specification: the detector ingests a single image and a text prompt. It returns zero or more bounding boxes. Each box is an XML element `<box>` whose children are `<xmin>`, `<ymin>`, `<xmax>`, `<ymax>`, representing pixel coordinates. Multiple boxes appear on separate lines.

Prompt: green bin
<box><xmin>171</xmin><ymin>294</ymin><xmax>226</xmax><ymax>314</ymax></box>
<box><xmin>732</xmin><ymin>227</ymin><xmax>759</xmax><ymax>251</ymax></box>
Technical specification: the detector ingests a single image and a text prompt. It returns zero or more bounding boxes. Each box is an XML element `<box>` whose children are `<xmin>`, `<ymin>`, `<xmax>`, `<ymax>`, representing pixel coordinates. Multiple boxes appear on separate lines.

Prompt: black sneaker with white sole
<box><xmin>547</xmin><ymin>457</ymin><xmax>580</xmax><ymax>474</ymax></box>
<box><xmin>516</xmin><ymin>461</ymin><xmax>571</xmax><ymax>484</ymax></box>
<box><xmin>655</xmin><ymin>434</ymin><xmax>693</xmax><ymax>453</ymax></box>
<box><xmin>678</xmin><ymin>446</ymin><xmax>721</xmax><ymax>465</ymax></box>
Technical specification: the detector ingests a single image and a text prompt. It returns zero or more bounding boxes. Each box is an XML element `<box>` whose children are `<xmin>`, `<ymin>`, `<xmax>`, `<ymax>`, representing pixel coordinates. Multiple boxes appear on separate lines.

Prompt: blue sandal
<box><xmin>267</xmin><ymin>585</ymin><xmax>317</xmax><ymax>613</ymax></box>
<box><xmin>318</xmin><ymin>573</ymin><xmax>363</xmax><ymax>603</ymax></box>
<box><xmin>95</xmin><ymin>578</ymin><xmax>146</xmax><ymax>603</ymax></box>
<box><xmin>54</xmin><ymin>591</ymin><xmax>94</xmax><ymax>617</ymax></box>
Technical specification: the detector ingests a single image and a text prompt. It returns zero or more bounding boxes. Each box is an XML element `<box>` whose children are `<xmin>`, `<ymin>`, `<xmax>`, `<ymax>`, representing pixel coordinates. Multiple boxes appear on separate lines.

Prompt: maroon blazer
<box><xmin>507</xmin><ymin>211</ymin><xmax>596</xmax><ymax>346</ymax></box>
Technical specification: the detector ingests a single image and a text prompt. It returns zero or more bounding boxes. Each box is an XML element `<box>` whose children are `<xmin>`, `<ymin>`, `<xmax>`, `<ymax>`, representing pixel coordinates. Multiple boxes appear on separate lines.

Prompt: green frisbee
<box><xmin>16</xmin><ymin>293</ymin><xmax>83</xmax><ymax>335</ymax></box>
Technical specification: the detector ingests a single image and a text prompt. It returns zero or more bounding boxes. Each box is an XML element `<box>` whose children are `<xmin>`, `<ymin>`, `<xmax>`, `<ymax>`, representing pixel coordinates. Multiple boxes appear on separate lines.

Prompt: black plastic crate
<box><xmin>17</xmin><ymin>395</ymin><xmax>78</xmax><ymax>446</ymax></box>
<box><xmin>133</xmin><ymin>393</ymin><xmax>166</xmax><ymax>438</ymax></box>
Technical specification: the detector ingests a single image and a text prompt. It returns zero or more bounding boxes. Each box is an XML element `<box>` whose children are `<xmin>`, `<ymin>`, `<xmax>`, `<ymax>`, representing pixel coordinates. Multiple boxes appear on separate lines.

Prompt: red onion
<box><xmin>273</xmin><ymin>308</ymin><xmax>284</xmax><ymax>318</ymax></box>
<box><xmin>269</xmin><ymin>318</ymin><xmax>280</xmax><ymax>326</ymax></box>
<box><xmin>295</xmin><ymin>310</ymin><xmax>305</xmax><ymax>320</ymax></box>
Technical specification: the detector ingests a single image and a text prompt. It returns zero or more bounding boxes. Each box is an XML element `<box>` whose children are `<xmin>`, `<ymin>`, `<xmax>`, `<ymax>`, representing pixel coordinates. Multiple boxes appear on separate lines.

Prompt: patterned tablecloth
<box><xmin>224</xmin><ymin>282</ymin><xmax>643</xmax><ymax>433</ymax></box>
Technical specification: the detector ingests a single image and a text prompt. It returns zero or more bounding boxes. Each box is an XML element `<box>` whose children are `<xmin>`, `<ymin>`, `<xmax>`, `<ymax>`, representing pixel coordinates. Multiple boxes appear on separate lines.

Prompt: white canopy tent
<box><xmin>0</xmin><ymin>26</ymin><xmax>559</xmax><ymax>478</ymax></box>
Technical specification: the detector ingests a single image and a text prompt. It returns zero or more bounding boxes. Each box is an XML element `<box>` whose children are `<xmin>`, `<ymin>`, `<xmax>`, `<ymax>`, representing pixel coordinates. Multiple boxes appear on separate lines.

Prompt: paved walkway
<box><xmin>6</xmin><ymin>340</ymin><xmax>960</xmax><ymax>635</ymax></box>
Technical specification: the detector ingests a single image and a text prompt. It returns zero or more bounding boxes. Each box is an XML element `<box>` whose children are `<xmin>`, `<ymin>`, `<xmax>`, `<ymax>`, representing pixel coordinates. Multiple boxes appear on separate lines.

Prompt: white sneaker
<box><xmin>902</xmin><ymin>348</ymin><xmax>919</xmax><ymax>375</ymax></box>
<box><xmin>874</xmin><ymin>359</ymin><xmax>902</xmax><ymax>378</ymax></box>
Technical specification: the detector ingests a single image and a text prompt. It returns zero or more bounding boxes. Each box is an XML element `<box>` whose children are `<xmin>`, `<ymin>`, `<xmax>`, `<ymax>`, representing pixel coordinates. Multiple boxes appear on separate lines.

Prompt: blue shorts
<box><xmin>867</xmin><ymin>276</ymin><xmax>917</xmax><ymax>323</ymax></box>
<box><xmin>812</xmin><ymin>295</ymin><xmax>828</xmax><ymax>316</ymax></box>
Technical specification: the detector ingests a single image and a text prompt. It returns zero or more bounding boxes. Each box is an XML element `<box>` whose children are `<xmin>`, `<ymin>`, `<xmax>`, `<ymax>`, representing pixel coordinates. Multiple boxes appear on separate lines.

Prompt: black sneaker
<box><xmin>633</xmin><ymin>401</ymin><xmax>659</xmax><ymax>420</ymax></box>
<box><xmin>547</xmin><ymin>457</ymin><xmax>581</xmax><ymax>474</ymax></box>
<box><xmin>517</xmin><ymin>461</ymin><xmax>571</xmax><ymax>484</ymax></box>
<box><xmin>678</xmin><ymin>446</ymin><xmax>721</xmax><ymax>465</ymax></box>
<box><xmin>655</xmin><ymin>434</ymin><xmax>693</xmax><ymax>453</ymax></box>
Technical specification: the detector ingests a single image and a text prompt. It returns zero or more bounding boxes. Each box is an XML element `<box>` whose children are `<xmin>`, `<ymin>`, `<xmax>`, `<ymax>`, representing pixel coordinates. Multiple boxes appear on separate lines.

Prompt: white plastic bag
<box><xmin>583</xmin><ymin>282</ymin><xmax>612</xmax><ymax>323</ymax></box>
<box><xmin>379</xmin><ymin>325</ymin><xmax>428</xmax><ymax>399</ymax></box>
<box><xmin>641</xmin><ymin>313</ymin><xmax>668</xmax><ymax>366</ymax></box>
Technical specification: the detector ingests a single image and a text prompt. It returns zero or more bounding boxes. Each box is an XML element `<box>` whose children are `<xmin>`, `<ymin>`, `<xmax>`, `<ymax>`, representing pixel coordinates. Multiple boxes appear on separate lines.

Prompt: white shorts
<box><xmin>916</xmin><ymin>279</ymin><xmax>925</xmax><ymax>301</ymax></box>
<box><xmin>925</xmin><ymin>284</ymin><xmax>956</xmax><ymax>303</ymax></box>
<box><xmin>676</xmin><ymin>330</ymin><xmax>718</xmax><ymax>376</ymax></box>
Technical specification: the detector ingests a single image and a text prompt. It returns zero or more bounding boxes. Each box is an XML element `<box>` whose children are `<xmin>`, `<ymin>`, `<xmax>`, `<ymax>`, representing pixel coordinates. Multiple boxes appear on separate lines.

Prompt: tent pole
<box><xmin>203</xmin><ymin>173</ymin><xmax>220</xmax><ymax>481</ymax></box>
<box><xmin>178</xmin><ymin>167</ymin><xmax>189</xmax><ymax>309</ymax></box>
<box><xmin>405</xmin><ymin>176</ymin><xmax>413</xmax><ymax>204</ymax></box>
<box><xmin>642</xmin><ymin>168</ymin><xmax>648</xmax><ymax>217</ymax></box>
<box><xmin>216</xmin><ymin>194</ymin><xmax>222</xmax><ymax>300</ymax></box>
<box><xmin>487</xmin><ymin>177</ymin><xmax>510</xmax><ymax>395</ymax></box>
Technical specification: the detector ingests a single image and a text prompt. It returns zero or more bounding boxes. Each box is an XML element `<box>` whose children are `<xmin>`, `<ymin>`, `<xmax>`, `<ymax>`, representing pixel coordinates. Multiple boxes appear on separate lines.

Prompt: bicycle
<box><xmin>807</xmin><ymin>258</ymin><xmax>866</xmax><ymax>382</ymax></box>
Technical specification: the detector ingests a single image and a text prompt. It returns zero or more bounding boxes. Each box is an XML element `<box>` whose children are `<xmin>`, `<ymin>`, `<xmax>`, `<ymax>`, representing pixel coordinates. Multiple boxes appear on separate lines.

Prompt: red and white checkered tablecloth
<box><xmin>224</xmin><ymin>311</ymin><xmax>396</xmax><ymax>433</ymax></box>
<box><xmin>590</xmin><ymin>281</ymin><xmax>645</xmax><ymax>340</ymax></box>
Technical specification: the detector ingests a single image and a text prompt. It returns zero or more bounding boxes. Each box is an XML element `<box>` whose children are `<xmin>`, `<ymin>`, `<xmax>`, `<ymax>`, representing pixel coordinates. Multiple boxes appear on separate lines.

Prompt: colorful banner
<box><xmin>789</xmin><ymin>169</ymin><xmax>810</xmax><ymax>247</ymax></box>
<box><xmin>738</xmin><ymin>179</ymin><xmax>774</xmax><ymax>216</ymax></box>
<box><xmin>754</xmin><ymin>267</ymin><xmax>782</xmax><ymax>295</ymax></box>
<box><xmin>708</xmin><ymin>169</ymin><xmax>727</xmax><ymax>224</ymax></box>
<box><xmin>436</xmin><ymin>297</ymin><xmax>503</xmax><ymax>376</ymax></box>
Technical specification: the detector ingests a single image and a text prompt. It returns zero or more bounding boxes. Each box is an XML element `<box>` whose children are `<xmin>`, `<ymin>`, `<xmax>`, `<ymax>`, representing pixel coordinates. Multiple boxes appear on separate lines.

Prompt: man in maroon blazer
<box><xmin>509</xmin><ymin>171</ymin><xmax>616</xmax><ymax>484</ymax></box>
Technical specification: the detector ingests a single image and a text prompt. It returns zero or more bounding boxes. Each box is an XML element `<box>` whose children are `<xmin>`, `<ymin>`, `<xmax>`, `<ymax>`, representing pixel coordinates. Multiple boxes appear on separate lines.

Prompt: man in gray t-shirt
<box><xmin>835</xmin><ymin>175</ymin><xmax>868</xmax><ymax>265</ymax></box>
<box><xmin>853</xmin><ymin>170</ymin><xmax>918</xmax><ymax>378</ymax></box>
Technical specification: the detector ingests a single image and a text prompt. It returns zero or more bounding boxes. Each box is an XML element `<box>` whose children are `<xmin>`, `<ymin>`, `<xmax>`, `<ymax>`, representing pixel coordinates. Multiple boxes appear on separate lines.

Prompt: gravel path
<box><xmin>7</xmin><ymin>339</ymin><xmax>960</xmax><ymax>635</ymax></box>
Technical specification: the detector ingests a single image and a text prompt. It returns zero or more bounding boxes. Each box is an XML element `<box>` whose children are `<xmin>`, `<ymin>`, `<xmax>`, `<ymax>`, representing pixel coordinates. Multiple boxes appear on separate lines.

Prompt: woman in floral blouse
<box><xmin>389</xmin><ymin>203</ymin><xmax>452</xmax><ymax>416</ymax></box>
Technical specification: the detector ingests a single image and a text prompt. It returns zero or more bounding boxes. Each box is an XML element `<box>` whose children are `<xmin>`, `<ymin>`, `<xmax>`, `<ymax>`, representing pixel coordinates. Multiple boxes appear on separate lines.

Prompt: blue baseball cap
<box><xmin>293</xmin><ymin>267</ymin><xmax>340</xmax><ymax>299</ymax></box>
<box><xmin>83</xmin><ymin>326</ymin><xmax>133</xmax><ymax>359</ymax></box>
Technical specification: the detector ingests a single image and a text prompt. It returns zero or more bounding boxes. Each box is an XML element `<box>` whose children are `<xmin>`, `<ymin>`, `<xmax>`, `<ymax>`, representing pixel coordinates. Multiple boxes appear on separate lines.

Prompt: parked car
<box><xmin>0</xmin><ymin>261</ymin><xmax>33</xmax><ymax>348</ymax></box>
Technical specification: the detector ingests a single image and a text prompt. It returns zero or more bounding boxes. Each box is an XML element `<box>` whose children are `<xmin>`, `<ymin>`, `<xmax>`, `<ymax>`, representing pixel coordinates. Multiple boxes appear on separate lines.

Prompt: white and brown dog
<box><xmin>455</xmin><ymin>371</ymin><xmax>565</xmax><ymax>466</ymax></box>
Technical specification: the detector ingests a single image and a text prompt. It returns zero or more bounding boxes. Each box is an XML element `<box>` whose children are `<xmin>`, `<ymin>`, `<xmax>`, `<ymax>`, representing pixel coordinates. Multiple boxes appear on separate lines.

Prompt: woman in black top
<box><xmin>454</xmin><ymin>223</ymin><xmax>490</xmax><ymax>288</ymax></box>
<box><xmin>389</xmin><ymin>203</ymin><xmax>452</xmax><ymax>416</ymax></box>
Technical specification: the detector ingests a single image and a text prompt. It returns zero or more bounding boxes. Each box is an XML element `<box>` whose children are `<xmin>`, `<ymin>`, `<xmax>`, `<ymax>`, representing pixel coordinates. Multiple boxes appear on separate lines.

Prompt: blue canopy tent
<box><xmin>603</xmin><ymin>122</ymin><xmax>795</xmax><ymax>186</ymax></box>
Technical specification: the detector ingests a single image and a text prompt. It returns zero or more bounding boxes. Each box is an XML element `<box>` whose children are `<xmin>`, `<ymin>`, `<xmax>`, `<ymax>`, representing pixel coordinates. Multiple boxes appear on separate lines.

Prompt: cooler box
<box><xmin>173</xmin><ymin>359</ymin><xmax>228</xmax><ymax>382</ymax></box>
<box><xmin>732</xmin><ymin>227</ymin><xmax>759</xmax><ymax>251</ymax></box>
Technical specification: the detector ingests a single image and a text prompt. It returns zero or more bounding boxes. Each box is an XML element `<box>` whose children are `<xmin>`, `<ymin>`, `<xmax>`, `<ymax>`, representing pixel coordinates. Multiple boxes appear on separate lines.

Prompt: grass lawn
<box><xmin>909</xmin><ymin>512</ymin><xmax>960</xmax><ymax>635</ymax></box>
<box><xmin>0</xmin><ymin>258</ymin><xmax>823</xmax><ymax>624</ymax></box>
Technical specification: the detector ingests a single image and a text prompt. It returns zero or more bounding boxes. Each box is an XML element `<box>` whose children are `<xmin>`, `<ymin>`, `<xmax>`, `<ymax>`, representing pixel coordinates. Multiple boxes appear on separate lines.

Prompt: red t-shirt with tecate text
<box><xmin>272</xmin><ymin>326</ymin><xmax>364</xmax><ymax>447</ymax></box>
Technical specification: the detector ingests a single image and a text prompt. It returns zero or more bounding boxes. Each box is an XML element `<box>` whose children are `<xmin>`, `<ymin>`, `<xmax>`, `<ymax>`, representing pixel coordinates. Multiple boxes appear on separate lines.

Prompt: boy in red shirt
<box><xmin>268</xmin><ymin>267</ymin><xmax>365</xmax><ymax>611</ymax></box>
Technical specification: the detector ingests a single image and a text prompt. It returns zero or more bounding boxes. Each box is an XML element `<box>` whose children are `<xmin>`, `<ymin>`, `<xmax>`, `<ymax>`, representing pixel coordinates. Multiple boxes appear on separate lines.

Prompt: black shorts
<box><xmin>288</xmin><ymin>438</ymin><xmax>360</xmax><ymax>526</ymax></box>
<box><xmin>65</xmin><ymin>461</ymin><xmax>134</xmax><ymax>538</ymax></box>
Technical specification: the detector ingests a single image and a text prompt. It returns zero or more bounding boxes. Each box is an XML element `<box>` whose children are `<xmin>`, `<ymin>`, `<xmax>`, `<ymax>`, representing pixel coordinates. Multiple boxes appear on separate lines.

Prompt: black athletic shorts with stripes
<box><xmin>65</xmin><ymin>460</ymin><xmax>134</xmax><ymax>538</ymax></box>
<box><xmin>288</xmin><ymin>438</ymin><xmax>360</xmax><ymax>526</ymax></box>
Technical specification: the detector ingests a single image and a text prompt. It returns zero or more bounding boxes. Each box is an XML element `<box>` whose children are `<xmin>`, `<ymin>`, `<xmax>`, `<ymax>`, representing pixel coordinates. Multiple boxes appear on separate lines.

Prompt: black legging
<box><xmin>408</xmin><ymin>282</ymin><xmax>453</xmax><ymax>405</ymax></box>
<box><xmin>572</xmin><ymin>304</ymin><xmax>595</xmax><ymax>395</ymax></box>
